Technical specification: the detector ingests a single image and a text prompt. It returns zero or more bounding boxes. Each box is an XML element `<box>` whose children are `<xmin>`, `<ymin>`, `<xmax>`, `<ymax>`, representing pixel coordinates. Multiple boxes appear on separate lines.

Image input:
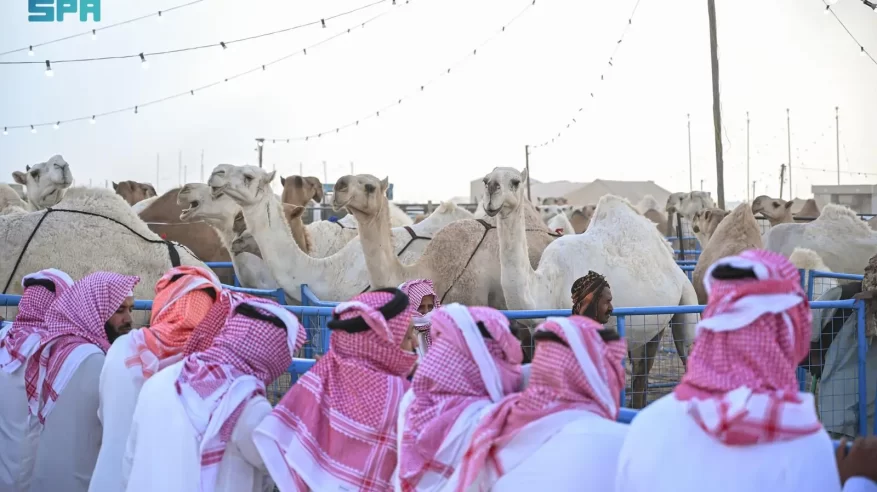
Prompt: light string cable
<box><xmin>0</xmin><ymin>0</ymin><xmax>209</xmax><ymax>58</ymax></box>
<box><xmin>529</xmin><ymin>0</ymin><xmax>643</xmax><ymax>150</ymax></box>
<box><xmin>262</xmin><ymin>0</ymin><xmax>538</xmax><ymax>144</ymax></box>
<box><xmin>0</xmin><ymin>0</ymin><xmax>389</xmax><ymax>69</ymax></box>
<box><xmin>1</xmin><ymin>4</ymin><xmax>406</xmax><ymax>134</ymax></box>
<box><xmin>822</xmin><ymin>0</ymin><xmax>877</xmax><ymax>65</ymax></box>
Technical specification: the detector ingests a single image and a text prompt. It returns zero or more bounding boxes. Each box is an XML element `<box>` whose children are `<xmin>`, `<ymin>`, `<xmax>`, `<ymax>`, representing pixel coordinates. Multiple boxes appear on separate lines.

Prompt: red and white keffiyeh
<box><xmin>399</xmin><ymin>304</ymin><xmax>522</xmax><ymax>492</ymax></box>
<box><xmin>457</xmin><ymin>315</ymin><xmax>627</xmax><ymax>491</ymax></box>
<box><xmin>399</xmin><ymin>279</ymin><xmax>440</xmax><ymax>352</ymax></box>
<box><xmin>181</xmin><ymin>290</ymin><xmax>248</xmax><ymax>357</ymax></box>
<box><xmin>174</xmin><ymin>296</ymin><xmax>305</xmax><ymax>492</ymax></box>
<box><xmin>674</xmin><ymin>248</ymin><xmax>821</xmax><ymax>446</ymax></box>
<box><xmin>253</xmin><ymin>289</ymin><xmax>418</xmax><ymax>492</ymax></box>
<box><xmin>25</xmin><ymin>271</ymin><xmax>140</xmax><ymax>423</ymax></box>
<box><xmin>0</xmin><ymin>269</ymin><xmax>74</xmax><ymax>374</ymax></box>
<box><xmin>125</xmin><ymin>266</ymin><xmax>221</xmax><ymax>379</ymax></box>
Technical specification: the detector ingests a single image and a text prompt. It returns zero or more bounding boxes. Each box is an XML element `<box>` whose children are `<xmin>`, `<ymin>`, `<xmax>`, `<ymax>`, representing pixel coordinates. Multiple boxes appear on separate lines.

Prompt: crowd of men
<box><xmin>0</xmin><ymin>249</ymin><xmax>875</xmax><ymax>491</ymax></box>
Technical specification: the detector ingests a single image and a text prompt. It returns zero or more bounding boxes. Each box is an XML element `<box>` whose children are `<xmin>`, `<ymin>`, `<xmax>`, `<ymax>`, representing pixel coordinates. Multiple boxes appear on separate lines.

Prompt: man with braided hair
<box><xmin>571</xmin><ymin>270</ymin><xmax>614</xmax><ymax>324</ymax></box>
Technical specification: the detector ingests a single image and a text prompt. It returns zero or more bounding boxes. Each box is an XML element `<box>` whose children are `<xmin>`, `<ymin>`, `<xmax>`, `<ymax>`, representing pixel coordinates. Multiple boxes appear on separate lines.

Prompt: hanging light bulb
<box><xmin>90</xmin><ymin>116</ymin><xmax>96</xmax><ymax>125</ymax></box>
<box><xmin>2</xmin><ymin>128</ymin><xmax>7</xmax><ymax>136</ymax></box>
<box><xmin>91</xmin><ymin>29</ymin><xmax>97</xmax><ymax>40</ymax></box>
<box><xmin>157</xmin><ymin>10</ymin><xmax>163</xmax><ymax>20</ymax></box>
<box><xmin>824</xmin><ymin>5</ymin><xmax>831</xmax><ymax>14</ymax></box>
<box><xmin>30</xmin><ymin>125</ymin><xmax>37</xmax><ymax>134</ymax></box>
<box><xmin>28</xmin><ymin>46</ymin><xmax>34</xmax><ymax>56</ymax></box>
<box><xmin>861</xmin><ymin>46</ymin><xmax>867</xmax><ymax>56</ymax></box>
<box><xmin>140</xmin><ymin>53</ymin><xmax>149</xmax><ymax>69</ymax></box>
<box><xmin>54</xmin><ymin>122</ymin><xmax>60</xmax><ymax>130</ymax></box>
<box><xmin>44</xmin><ymin>60</ymin><xmax>53</xmax><ymax>77</ymax></box>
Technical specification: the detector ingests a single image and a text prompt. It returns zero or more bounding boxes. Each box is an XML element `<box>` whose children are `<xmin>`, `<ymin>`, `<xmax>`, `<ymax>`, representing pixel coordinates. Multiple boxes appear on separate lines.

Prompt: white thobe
<box><xmin>483</xmin><ymin>411</ymin><xmax>627</xmax><ymax>492</ymax></box>
<box><xmin>614</xmin><ymin>394</ymin><xmax>842</xmax><ymax>492</ymax></box>
<box><xmin>122</xmin><ymin>360</ymin><xmax>274</xmax><ymax>492</ymax></box>
<box><xmin>88</xmin><ymin>334</ymin><xmax>145</xmax><ymax>492</ymax></box>
<box><xmin>845</xmin><ymin>478</ymin><xmax>877</xmax><ymax>492</ymax></box>
<box><xmin>29</xmin><ymin>352</ymin><xmax>105</xmax><ymax>492</ymax></box>
<box><xmin>0</xmin><ymin>355</ymin><xmax>41</xmax><ymax>491</ymax></box>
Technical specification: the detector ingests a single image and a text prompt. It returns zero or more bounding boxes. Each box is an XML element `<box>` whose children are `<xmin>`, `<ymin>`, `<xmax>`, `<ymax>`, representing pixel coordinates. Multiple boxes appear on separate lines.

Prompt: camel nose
<box><xmin>487</xmin><ymin>180</ymin><xmax>499</xmax><ymax>196</ymax></box>
<box><xmin>334</xmin><ymin>177</ymin><xmax>349</xmax><ymax>193</ymax></box>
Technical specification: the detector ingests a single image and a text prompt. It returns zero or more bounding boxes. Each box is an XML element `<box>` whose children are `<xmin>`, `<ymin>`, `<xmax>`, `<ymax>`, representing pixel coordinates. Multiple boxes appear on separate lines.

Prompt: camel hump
<box><xmin>789</xmin><ymin>247</ymin><xmax>831</xmax><ymax>272</ymax></box>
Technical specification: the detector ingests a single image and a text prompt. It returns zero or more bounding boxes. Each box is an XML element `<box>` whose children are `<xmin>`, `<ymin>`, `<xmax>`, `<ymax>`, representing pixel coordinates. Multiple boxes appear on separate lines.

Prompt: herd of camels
<box><xmin>3</xmin><ymin>154</ymin><xmax>877</xmax><ymax>408</ymax></box>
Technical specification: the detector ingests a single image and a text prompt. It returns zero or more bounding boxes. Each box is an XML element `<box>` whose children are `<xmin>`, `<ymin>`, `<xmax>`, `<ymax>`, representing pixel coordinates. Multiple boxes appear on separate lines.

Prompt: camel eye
<box><xmin>482</xmin><ymin>178</ymin><xmax>488</xmax><ymax>185</ymax></box>
<box><xmin>364</xmin><ymin>183</ymin><xmax>376</xmax><ymax>193</ymax></box>
<box><xmin>244</xmin><ymin>175</ymin><xmax>254</xmax><ymax>184</ymax></box>
<box><xmin>30</xmin><ymin>171</ymin><xmax>39</xmax><ymax>179</ymax></box>
<box><xmin>510</xmin><ymin>179</ymin><xmax>520</xmax><ymax>188</ymax></box>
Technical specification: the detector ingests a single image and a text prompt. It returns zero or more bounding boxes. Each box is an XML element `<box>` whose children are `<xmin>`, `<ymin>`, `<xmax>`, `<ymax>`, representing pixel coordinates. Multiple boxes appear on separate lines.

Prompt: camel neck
<box><xmin>352</xmin><ymin>198</ymin><xmax>406</xmax><ymax>288</ymax></box>
<box><xmin>496</xmin><ymin>203</ymin><xmax>538</xmax><ymax>310</ymax></box>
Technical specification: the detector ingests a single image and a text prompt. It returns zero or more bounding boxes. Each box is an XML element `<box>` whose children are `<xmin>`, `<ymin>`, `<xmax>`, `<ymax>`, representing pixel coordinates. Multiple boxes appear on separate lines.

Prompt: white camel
<box><xmin>0</xmin><ymin>187</ymin><xmax>204</xmax><ymax>301</ymax></box>
<box><xmin>789</xmin><ymin>247</ymin><xmax>839</xmax><ymax>300</ymax></box>
<box><xmin>764</xmin><ymin>203</ymin><xmax>877</xmax><ymax>275</ymax></box>
<box><xmin>486</xmin><ymin>167</ymin><xmax>699</xmax><ymax>408</ymax></box>
<box><xmin>11</xmin><ymin>155</ymin><xmax>74</xmax><ymax>210</ymax></box>
<box><xmin>176</xmin><ymin>184</ymin><xmax>279</xmax><ymax>290</ymax></box>
<box><xmin>547</xmin><ymin>212</ymin><xmax>575</xmax><ymax>235</ymax></box>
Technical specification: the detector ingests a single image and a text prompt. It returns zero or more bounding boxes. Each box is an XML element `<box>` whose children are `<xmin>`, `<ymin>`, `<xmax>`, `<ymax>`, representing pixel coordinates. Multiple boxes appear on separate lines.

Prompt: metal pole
<box><xmin>786</xmin><ymin>108</ymin><xmax>792</xmax><ymax>197</ymax></box>
<box><xmin>779</xmin><ymin>163</ymin><xmax>786</xmax><ymax>199</ymax></box>
<box><xmin>746</xmin><ymin>111</ymin><xmax>750</xmax><ymax>202</ymax></box>
<box><xmin>707</xmin><ymin>0</ymin><xmax>725</xmax><ymax>209</ymax></box>
<box><xmin>183</xmin><ymin>165</ymin><xmax>187</xmax><ymax>184</ymax></box>
<box><xmin>299</xmin><ymin>162</ymin><xmax>303</xmax><ymax>176</ymax></box>
<box><xmin>255</xmin><ymin>138</ymin><xmax>265</xmax><ymax>168</ymax></box>
<box><xmin>836</xmin><ymin>106</ymin><xmax>840</xmax><ymax>185</ymax></box>
<box><xmin>350</xmin><ymin>161</ymin><xmax>354</xmax><ymax>175</ymax></box>
<box><xmin>700</xmin><ymin>179</ymin><xmax>704</xmax><ymax>191</ymax></box>
<box><xmin>323</xmin><ymin>161</ymin><xmax>328</xmax><ymax>185</ymax></box>
<box><xmin>752</xmin><ymin>180</ymin><xmax>756</xmax><ymax>201</ymax></box>
<box><xmin>525</xmin><ymin>145</ymin><xmax>532</xmax><ymax>201</ymax></box>
<box><xmin>687</xmin><ymin>113</ymin><xmax>693</xmax><ymax>192</ymax></box>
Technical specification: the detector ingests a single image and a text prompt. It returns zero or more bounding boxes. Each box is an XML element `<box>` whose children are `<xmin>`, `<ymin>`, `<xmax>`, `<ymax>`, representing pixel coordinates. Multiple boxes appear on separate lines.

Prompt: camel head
<box><xmin>481</xmin><ymin>167</ymin><xmax>528</xmax><ymax>218</ymax></box>
<box><xmin>691</xmin><ymin>207</ymin><xmax>729</xmax><ymax>245</ymax></box>
<box><xmin>569</xmin><ymin>204</ymin><xmax>596</xmax><ymax>234</ymax></box>
<box><xmin>665</xmin><ymin>192</ymin><xmax>687</xmax><ymax>214</ymax></box>
<box><xmin>332</xmin><ymin>174</ymin><xmax>389</xmax><ymax>222</ymax></box>
<box><xmin>280</xmin><ymin>175</ymin><xmax>324</xmax><ymax>206</ymax></box>
<box><xmin>12</xmin><ymin>155</ymin><xmax>74</xmax><ymax>209</ymax></box>
<box><xmin>177</xmin><ymin>182</ymin><xmax>240</xmax><ymax>225</ymax></box>
<box><xmin>536</xmin><ymin>204</ymin><xmax>572</xmax><ymax>223</ymax></box>
<box><xmin>230</xmin><ymin>231</ymin><xmax>261</xmax><ymax>257</ymax></box>
<box><xmin>751</xmin><ymin>195</ymin><xmax>792</xmax><ymax>221</ymax></box>
<box><xmin>210</xmin><ymin>165</ymin><xmax>276</xmax><ymax>208</ymax></box>
<box><xmin>113</xmin><ymin>180</ymin><xmax>157</xmax><ymax>206</ymax></box>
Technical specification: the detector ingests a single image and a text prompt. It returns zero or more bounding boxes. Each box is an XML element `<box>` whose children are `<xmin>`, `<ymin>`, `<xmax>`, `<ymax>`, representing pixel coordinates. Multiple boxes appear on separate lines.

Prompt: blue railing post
<box><xmin>617</xmin><ymin>315</ymin><xmax>627</xmax><ymax>407</ymax></box>
<box><xmin>856</xmin><ymin>299</ymin><xmax>868</xmax><ymax>437</ymax></box>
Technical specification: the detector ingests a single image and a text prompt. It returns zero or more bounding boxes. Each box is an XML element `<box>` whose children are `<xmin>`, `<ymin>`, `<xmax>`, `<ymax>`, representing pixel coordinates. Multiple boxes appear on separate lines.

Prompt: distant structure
<box><xmin>811</xmin><ymin>184</ymin><xmax>875</xmax><ymax>214</ymax></box>
<box><xmin>469</xmin><ymin>176</ymin><xmax>672</xmax><ymax>207</ymax></box>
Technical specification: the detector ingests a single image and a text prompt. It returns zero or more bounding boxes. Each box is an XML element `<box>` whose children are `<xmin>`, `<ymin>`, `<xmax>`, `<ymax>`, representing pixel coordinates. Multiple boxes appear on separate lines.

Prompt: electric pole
<box><xmin>779</xmin><ymin>163</ymin><xmax>786</xmax><ymax>199</ymax></box>
<box><xmin>524</xmin><ymin>145</ymin><xmax>532</xmax><ymax>201</ymax></box>
<box><xmin>323</xmin><ymin>161</ymin><xmax>328</xmax><ymax>185</ymax></box>
<box><xmin>707</xmin><ymin>0</ymin><xmax>725</xmax><ymax>209</ymax></box>
<box><xmin>255</xmin><ymin>138</ymin><xmax>265</xmax><ymax>168</ymax></box>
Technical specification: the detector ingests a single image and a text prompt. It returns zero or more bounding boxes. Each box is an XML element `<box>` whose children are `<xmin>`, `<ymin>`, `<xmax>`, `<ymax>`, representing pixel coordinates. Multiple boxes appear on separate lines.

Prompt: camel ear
<box><xmin>520</xmin><ymin>168</ymin><xmax>528</xmax><ymax>184</ymax></box>
<box><xmin>380</xmin><ymin>177</ymin><xmax>389</xmax><ymax>193</ymax></box>
<box><xmin>784</xmin><ymin>200</ymin><xmax>794</xmax><ymax>210</ymax></box>
<box><xmin>112</xmin><ymin>181</ymin><xmax>119</xmax><ymax>191</ymax></box>
<box><xmin>288</xmin><ymin>205</ymin><xmax>305</xmax><ymax>219</ymax></box>
<box><xmin>280</xmin><ymin>176</ymin><xmax>286</xmax><ymax>187</ymax></box>
<box><xmin>262</xmin><ymin>170</ymin><xmax>276</xmax><ymax>185</ymax></box>
<box><xmin>12</xmin><ymin>171</ymin><xmax>27</xmax><ymax>185</ymax></box>
<box><xmin>144</xmin><ymin>184</ymin><xmax>157</xmax><ymax>196</ymax></box>
<box><xmin>308</xmin><ymin>178</ymin><xmax>325</xmax><ymax>203</ymax></box>
<box><xmin>704</xmin><ymin>210</ymin><xmax>712</xmax><ymax>222</ymax></box>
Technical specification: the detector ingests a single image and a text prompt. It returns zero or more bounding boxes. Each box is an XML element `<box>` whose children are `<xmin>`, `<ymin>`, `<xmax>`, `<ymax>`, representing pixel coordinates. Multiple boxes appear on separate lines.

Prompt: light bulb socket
<box><xmin>321</xmin><ymin>19</ymin><xmax>326</xmax><ymax>28</ymax></box>
<box><xmin>90</xmin><ymin>116</ymin><xmax>96</xmax><ymax>124</ymax></box>
<box><xmin>220</xmin><ymin>41</ymin><xmax>227</xmax><ymax>49</ymax></box>
<box><xmin>30</xmin><ymin>125</ymin><xmax>36</xmax><ymax>133</ymax></box>
<box><xmin>28</xmin><ymin>46</ymin><xmax>34</xmax><ymax>56</ymax></box>
<box><xmin>91</xmin><ymin>29</ymin><xmax>97</xmax><ymax>40</ymax></box>
<box><xmin>45</xmin><ymin>60</ymin><xmax>53</xmax><ymax>77</ymax></box>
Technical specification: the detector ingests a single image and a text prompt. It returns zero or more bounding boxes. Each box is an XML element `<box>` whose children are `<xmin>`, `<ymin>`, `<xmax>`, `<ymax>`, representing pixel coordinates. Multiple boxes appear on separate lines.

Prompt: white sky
<box><xmin>0</xmin><ymin>0</ymin><xmax>875</xmax><ymax>202</ymax></box>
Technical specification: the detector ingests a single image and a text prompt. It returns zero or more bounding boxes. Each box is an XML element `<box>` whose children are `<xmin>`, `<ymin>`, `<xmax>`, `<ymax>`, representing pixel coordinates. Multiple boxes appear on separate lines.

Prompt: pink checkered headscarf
<box><xmin>0</xmin><ymin>269</ymin><xmax>74</xmax><ymax>374</ymax></box>
<box><xmin>182</xmin><ymin>290</ymin><xmax>248</xmax><ymax>356</ymax></box>
<box><xmin>174</xmin><ymin>296</ymin><xmax>305</xmax><ymax>492</ymax></box>
<box><xmin>25</xmin><ymin>271</ymin><xmax>140</xmax><ymax>423</ymax></box>
<box><xmin>674</xmin><ymin>249</ymin><xmax>821</xmax><ymax>445</ymax></box>
<box><xmin>400</xmin><ymin>279</ymin><xmax>440</xmax><ymax>350</ymax></box>
<box><xmin>458</xmin><ymin>315</ymin><xmax>627</xmax><ymax>490</ymax></box>
<box><xmin>252</xmin><ymin>288</ymin><xmax>417</xmax><ymax>492</ymax></box>
<box><xmin>400</xmin><ymin>304</ymin><xmax>522</xmax><ymax>492</ymax></box>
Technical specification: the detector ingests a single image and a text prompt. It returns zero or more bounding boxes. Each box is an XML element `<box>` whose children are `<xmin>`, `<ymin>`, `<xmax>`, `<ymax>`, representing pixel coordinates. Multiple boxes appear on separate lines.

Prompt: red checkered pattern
<box><xmin>400</xmin><ymin>279</ymin><xmax>440</xmax><ymax>348</ymax></box>
<box><xmin>256</xmin><ymin>290</ymin><xmax>417</xmax><ymax>492</ymax></box>
<box><xmin>125</xmin><ymin>266</ymin><xmax>221</xmax><ymax>379</ymax></box>
<box><xmin>25</xmin><ymin>271</ymin><xmax>140</xmax><ymax>423</ymax></box>
<box><xmin>675</xmin><ymin>249</ymin><xmax>822</xmax><ymax>445</ymax></box>
<box><xmin>174</xmin><ymin>296</ymin><xmax>305</xmax><ymax>491</ymax></box>
<box><xmin>458</xmin><ymin>315</ymin><xmax>626</xmax><ymax>490</ymax></box>
<box><xmin>182</xmin><ymin>290</ymin><xmax>249</xmax><ymax>356</ymax></box>
<box><xmin>399</xmin><ymin>306</ymin><xmax>522</xmax><ymax>492</ymax></box>
<box><xmin>0</xmin><ymin>269</ymin><xmax>74</xmax><ymax>374</ymax></box>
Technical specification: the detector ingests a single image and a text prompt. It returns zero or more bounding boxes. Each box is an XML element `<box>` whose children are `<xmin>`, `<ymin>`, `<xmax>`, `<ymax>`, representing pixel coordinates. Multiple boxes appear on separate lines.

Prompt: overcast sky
<box><xmin>0</xmin><ymin>0</ymin><xmax>875</xmax><ymax>202</ymax></box>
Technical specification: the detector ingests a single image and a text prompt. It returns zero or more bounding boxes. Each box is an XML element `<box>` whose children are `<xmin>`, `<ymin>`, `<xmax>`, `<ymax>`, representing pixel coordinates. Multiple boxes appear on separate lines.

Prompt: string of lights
<box><xmin>529</xmin><ymin>0</ymin><xmax>643</xmax><ymax>150</ymax></box>
<box><xmin>0</xmin><ymin>0</ymin><xmax>388</xmax><ymax>72</ymax></box>
<box><xmin>796</xmin><ymin>165</ymin><xmax>877</xmax><ymax>177</ymax></box>
<box><xmin>0</xmin><ymin>0</ymin><xmax>209</xmax><ymax>59</ymax></box>
<box><xmin>823</xmin><ymin>0</ymin><xmax>877</xmax><ymax>65</ymax></box>
<box><xmin>1</xmin><ymin>5</ymin><xmax>405</xmax><ymax>135</ymax></box>
<box><xmin>260</xmin><ymin>0</ymin><xmax>538</xmax><ymax>144</ymax></box>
